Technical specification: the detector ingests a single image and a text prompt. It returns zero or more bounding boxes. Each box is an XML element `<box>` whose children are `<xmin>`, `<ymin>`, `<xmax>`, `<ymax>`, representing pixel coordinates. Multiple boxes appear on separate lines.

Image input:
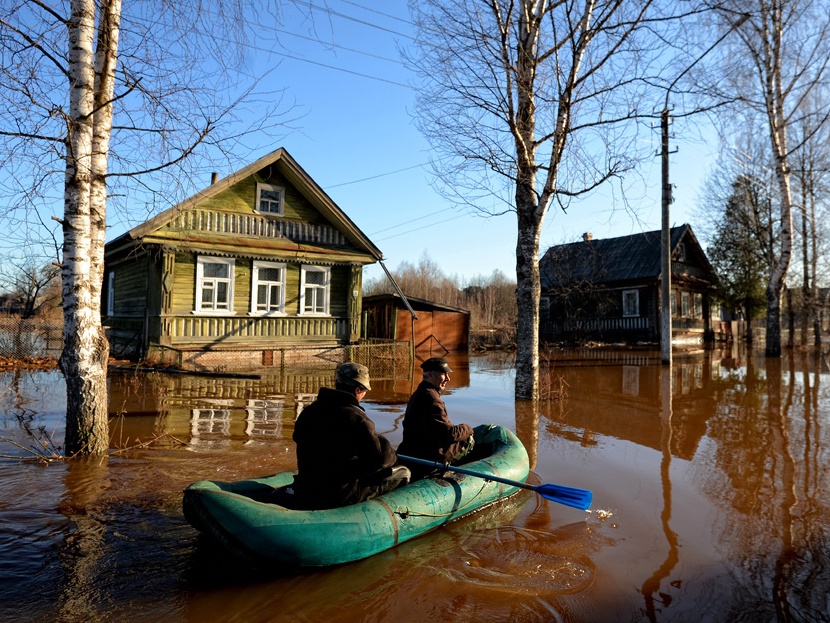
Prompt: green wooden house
<box><xmin>103</xmin><ymin>148</ymin><xmax>383</xmax><ymax>370</ymax></box>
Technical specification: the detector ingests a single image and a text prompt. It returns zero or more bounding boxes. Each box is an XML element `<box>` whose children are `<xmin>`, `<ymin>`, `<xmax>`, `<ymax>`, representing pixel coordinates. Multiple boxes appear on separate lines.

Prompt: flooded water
<box><xmin>1</xmin><ymin>347</ymin><xmax>829</xmax><ymax>622</ymax></box>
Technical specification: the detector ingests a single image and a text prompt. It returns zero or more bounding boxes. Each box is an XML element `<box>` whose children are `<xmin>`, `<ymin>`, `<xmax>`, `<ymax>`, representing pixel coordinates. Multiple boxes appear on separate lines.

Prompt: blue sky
<box><xmin>128</xmin><ymin>1</ymin><xmax>719</xmax><ymax>284</ymax></box>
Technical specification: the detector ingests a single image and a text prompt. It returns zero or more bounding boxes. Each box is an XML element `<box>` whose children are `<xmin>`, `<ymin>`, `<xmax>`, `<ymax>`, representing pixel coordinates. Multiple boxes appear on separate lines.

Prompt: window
<box><xmin>251</xmin><ymin>261</ymin><xmax>286</xmax><ymax>315</ymax></box>
<box><xmin>300</xmin><ymin>265</ymin><xmax>330</xmax><ymax>315</ymax></box>
<box><xmin>256</xmin><ymin>182</ymin><xmax>284</xmax><ymax>215</ymax></box>
<box><xmin>681</xmin><ymin>292</ymin><xmax>691</xmax><ymax>317</ymax></box>
<box><xmin>622</xmin><ymin>289</ymin><xmax>639</xmax><ymax>317</ymax></box>
<box><xmin>670</xmin><ymin>291</ymin><xmax>677</xmax><ymax>316</ymax></box>
<box><xmin>195</xmin><ymin>256</ymin><xmax>235</xmax><ymax>313</ymax></box>
<box><xmin>693</xmin><ymin>293</ymin><xmax>703</xmax><ymax>319</ymax></box>
<box><xmin>676</xmin><ymin>243</ymin><xmax>686</xmax><ymax>262</ymax></box>
<box><xmin>106</xmin><ymin>271</ymin><xmax>115</xmax><ymax>316</ymax></box>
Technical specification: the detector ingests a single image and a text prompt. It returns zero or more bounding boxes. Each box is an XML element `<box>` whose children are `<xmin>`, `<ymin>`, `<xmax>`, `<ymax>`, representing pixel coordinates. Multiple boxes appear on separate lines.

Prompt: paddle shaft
<box><xmin>397</xmin><ymin>454</ymin><xmax>535</xmax><ymax>492</ymax></box>
<box><xmin>397</xmin><ymin>454</ymin><xmax>593</xmax><ymax>510</ymax></box>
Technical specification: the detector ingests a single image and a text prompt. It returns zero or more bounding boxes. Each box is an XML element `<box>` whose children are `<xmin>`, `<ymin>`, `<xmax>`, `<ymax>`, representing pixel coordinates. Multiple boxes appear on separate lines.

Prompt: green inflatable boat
<box><xmin>182</xmin><ymin>424</ymin><xmax>529</xmax><ymax>567</ymax></box>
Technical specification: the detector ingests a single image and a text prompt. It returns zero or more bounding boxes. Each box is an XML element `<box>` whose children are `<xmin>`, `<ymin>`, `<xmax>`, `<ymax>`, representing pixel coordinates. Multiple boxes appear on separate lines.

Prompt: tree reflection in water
<box><xmin>2</xmin><ymin>349</ymin><xmax>830</xmax><ymax>622</ymax></box>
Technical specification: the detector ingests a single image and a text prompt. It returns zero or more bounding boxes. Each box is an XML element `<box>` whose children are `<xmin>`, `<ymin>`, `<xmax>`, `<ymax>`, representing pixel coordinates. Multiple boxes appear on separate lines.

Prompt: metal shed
<box><xmin>362</xmin><ymin>293</ymin><xmax>470</xmax><ymax>355</ymax></box>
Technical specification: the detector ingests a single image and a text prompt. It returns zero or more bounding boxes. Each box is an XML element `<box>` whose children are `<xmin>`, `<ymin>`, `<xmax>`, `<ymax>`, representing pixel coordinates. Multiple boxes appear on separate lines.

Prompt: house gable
<box><xmin>106</xmin><ymin>148</ymin><xmax>382</xmax><ymax>265</ymax></box>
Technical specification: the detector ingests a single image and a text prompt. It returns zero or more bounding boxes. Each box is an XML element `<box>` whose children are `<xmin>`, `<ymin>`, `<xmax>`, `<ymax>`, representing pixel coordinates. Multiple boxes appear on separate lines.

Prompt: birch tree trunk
<box><xmin>762</xmin><ymin>1</ymin><xmax>794</xmax><ymax>358</ymax></box>
<box><xmin>59</xmin><ymin>0</ymin><xmax>121</xmax><ymax>456</ymax></box>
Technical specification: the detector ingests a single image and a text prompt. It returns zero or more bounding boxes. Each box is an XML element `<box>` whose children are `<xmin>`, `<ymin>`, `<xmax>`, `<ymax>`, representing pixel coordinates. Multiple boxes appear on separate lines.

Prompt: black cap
<box><xmin>421</xmin><ymin>357</ymin><xmax>452</xmax><ymax>373</ymax></box>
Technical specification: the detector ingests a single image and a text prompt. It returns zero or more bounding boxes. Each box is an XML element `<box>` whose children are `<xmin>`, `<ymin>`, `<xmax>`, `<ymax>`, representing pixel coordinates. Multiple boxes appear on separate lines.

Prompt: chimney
<box><xmin>210</xmin><ymin>172</ymin><xmax>218</xmax><ymax>185</ymax></box>
<box><xmin>582</xmin><ymin>232</ymin><xmax>593</xmax><ymax>241</ymax></box>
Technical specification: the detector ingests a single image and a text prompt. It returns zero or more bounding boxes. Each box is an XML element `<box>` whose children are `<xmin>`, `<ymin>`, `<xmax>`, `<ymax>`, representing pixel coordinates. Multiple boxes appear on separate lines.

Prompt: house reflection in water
<box><xmin>541</xmin><ymin>348</ymin><xmax>722</xmax><ymax>460</ymax></box>
<box><xmin>106</xmin><ymin>369</ymin><xmax>339</xmax><ymax>449</ymax></box>
<box><xmin>105</xmin><ymin>357</ymin><xmax>459</xmax><ymax>449</ymax></box>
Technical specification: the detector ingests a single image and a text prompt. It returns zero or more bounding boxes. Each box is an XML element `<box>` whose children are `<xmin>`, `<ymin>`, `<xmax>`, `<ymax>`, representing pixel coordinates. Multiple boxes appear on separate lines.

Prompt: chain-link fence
<box><xmin>0</xmin><ymin>316</ymin><xmax>62</xmax><ymax>360</ymax></box>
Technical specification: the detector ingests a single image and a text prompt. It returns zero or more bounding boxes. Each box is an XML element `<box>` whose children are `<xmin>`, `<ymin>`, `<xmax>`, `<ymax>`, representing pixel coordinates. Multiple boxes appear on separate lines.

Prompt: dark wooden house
<box><xmin>103</xmin><ymin>148</ymin><xmax>383</xmax><ymax>370</ymax></box>
<box><xmin>539</xmin><ymin>224</ymin><xmax>717</xmax><ymax>345</ymax></box>
<box><xmin>362</xmin><ymin>293</ymin><xmax>470</xmax><ymax>354</ymax></box>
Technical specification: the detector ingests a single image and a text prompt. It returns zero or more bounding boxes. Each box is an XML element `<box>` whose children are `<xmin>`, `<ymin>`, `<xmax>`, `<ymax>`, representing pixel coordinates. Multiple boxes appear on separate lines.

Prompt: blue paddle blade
<box><xmin>535</xmin><ymin>483</ymin><xmax>593</xmax><ymax>511</ymax></box>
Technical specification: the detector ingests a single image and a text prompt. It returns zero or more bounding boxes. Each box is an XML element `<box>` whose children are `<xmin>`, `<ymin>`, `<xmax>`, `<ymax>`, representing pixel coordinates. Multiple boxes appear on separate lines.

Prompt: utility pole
<box><xmin>661</xmin><ymin>107</ymin><xmax>672</xmax><ymax>365</ymax></box>
<box><xmin>660</xmin><ymin>13</ymin><xmax>749</xmax><ymax>366</ymax></box>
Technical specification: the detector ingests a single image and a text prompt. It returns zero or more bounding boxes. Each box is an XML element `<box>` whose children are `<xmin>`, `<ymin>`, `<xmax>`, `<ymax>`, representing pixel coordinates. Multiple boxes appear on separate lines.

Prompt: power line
<box><xmin>273</xmin><ymin>27</ymin><xmax>403</xmax><ymax>65</ymax></box>
<box><xmin>262</xmin><ymin>48</ymin><xmax>410</xmax><ymax>87</ymax></box>
<box><xmin>328</xmin><ymin>161</ymin><xmax>428</xmax><ymax>188</ymax></box>
<box><xmin>369</xmin><ymin>207</ymin><xmax>448</xmax><ymax>235</ymax></box>
<box><xmin>374</xmin><ymin>213</ymin><xmax>469</xmax><ymax>242</ymax></box>
<box><xmin>189</xmin><ymin>5</ymin><xmax>411</xmax><ymax>87</ymax></box>
<box><xmin>285</xmin><ymin>0</ymin><xmax>416</xmax><ymax>41</ymax></box>
<box><xmin>340</xmin><ymin>1</ymin><xmax>414</xmax><ymax>26</ymax></box>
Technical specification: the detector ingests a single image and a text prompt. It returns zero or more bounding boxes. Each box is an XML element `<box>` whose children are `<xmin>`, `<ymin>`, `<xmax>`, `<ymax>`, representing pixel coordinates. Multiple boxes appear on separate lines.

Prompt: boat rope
<box><xmin>393</xmin><ymin>480</ymin><xmax>490</xmax><ymax>519</ymax></box>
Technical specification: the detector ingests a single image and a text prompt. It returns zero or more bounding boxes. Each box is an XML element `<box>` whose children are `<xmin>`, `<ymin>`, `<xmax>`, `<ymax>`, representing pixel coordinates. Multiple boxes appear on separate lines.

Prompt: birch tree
<box><xmin>790</xmin><ymin>98</ymin><xmax>830</xmax><ymax>346</ymax></box>
<box><xmin>406</xmin><ymin>0</ymin><xmax>665</xmax><ymax>399</ymax></box>
<box><xmin>0</xmin><ymin>0</ymin><xmax>286</xmax><ymax>454</ymax></box>
<box><xmin>713</xmin><ymin>0</ymin><xmax>830</xmax><ymax>356</ymax></box>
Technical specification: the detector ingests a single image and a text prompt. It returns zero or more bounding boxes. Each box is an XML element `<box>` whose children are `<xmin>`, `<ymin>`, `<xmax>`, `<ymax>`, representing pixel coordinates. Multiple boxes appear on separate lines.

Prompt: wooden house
<box><xmin>103</xmin><ymin>148</ymin><xmax>384</xmax><ymax>370</ymax></box>
<box><xmin>362</xmin><ymin>293</ymin><xmax>470</xmax><ymax>355</ymax></box>
<box><xmin>539</xmin><ymin>224</ymin><xmax>717</xmax><ymax>345</ymax></box>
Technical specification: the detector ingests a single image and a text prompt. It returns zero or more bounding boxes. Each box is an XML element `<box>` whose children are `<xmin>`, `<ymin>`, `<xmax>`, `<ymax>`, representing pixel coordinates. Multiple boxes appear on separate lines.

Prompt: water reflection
<box><xmin>3</xmin><ymin>347</ymin><xmax>830</xmax><ymax>622</ymax></box>
<box><xmin>639</xmin><ymin>366</ymin><xmax>679</xmax><ymax>622</ymax></box>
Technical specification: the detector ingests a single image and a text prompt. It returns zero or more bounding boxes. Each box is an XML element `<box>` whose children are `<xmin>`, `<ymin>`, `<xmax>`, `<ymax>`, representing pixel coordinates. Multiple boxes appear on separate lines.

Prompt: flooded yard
<box><xmin>1</xmin><ymin>347</ymin><xmax>829</xmax><ymax>622</ymax></box>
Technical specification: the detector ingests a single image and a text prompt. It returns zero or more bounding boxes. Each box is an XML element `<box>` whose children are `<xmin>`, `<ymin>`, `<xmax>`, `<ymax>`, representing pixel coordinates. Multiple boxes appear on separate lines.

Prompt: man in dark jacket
<box><xmin>291</xmin><ymin>362</ymin><xmax>410</xmax><ymax>509</ymax></box>
<box><xmin>397</xmin><ymin>357</ymin><xmax>475</xmax><ymax>479</ymax></box>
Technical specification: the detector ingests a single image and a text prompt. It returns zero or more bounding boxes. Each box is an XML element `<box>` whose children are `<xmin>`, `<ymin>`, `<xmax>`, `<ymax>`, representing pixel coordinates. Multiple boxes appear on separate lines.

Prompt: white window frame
<box><xmin>693</xmin><ymin>292</ymin><xmax>703</xmax><ymax>319</ymax></box>
<box><xmin>194</xmin><ymin>256</ymin><xmax>236</xmax><ymax>315</ymax></box>
<box><xmin>681</xmin><ymin>291</ymin><xmax>691</xmax><ymax>317</ymax></box>
<box><xmin>299</xmin><ymin>265</ymin><xmax>331</xmax><ymax>316</ymax></box>
<box><xmin>622</xmin><ymin>289</ymin><xmax>639</xmax><ymax>317</ymax></box>
<box><xmin>255</xmin><ymin>182</ymin><xmax>285</xmax><ymax>216</ymax></box>
<box><xmin>107</xmin><ymin>270</ymin><xmax>115</xmax><ymax>316</ymax></box>
<box><xmin>250</xmin><ymin>261</ymin><xmax>286</xmax><ymax>316</ymax></box>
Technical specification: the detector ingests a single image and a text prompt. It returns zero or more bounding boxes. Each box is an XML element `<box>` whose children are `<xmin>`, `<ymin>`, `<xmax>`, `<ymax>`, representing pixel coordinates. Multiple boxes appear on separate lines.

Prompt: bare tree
<box><xmin>406</xmin><ymin>0</ymin><xmax>676</xmax><ymax>399</ymax></box>
<box><xmin>0</xmin><ymin>260</ymin><xmax>61</xmax><ymax>320</ymax></box>
<box><xmin>790</xmin><ymin>96</ymin><xmax>830</xmax><ymax>345</ymax></box>
<box><xmin>365</xmin><ymin>259</ymin><xmax>517</xmax><ymax>331</ymax></box>
<box><xmin>0</xmin><ymin>1</ymin><xmax>288</xmax><ymax>454</ymax></box>
<box><xmin>712</xmin><ymin>0</ymin><xmax>830</xmax><ymax>356</ymax></box>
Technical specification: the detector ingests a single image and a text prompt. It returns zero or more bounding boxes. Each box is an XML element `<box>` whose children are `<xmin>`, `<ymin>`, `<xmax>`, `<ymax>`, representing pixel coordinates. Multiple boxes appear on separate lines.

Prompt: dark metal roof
<box><xmin>540</xmin><ymin>224</ymin><xmax>702</xmax><ymax>288</ymax></box>
<box><xmin>362</xmin><ymin>293</ymin><xmax>470</xmax><ymax>315</ymax></box>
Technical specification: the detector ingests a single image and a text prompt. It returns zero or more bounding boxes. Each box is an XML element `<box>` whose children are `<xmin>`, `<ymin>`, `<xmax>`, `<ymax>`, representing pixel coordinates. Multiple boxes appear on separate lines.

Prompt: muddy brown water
<box><xmin>1</xmin><ymin>348</ymin><xmax>829</xmax><ymax>622</ymax></box>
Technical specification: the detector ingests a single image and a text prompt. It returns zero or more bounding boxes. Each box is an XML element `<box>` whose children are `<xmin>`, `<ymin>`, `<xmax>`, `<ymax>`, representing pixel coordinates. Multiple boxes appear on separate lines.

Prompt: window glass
<box><xmin>196</xmin><ymin>257</ymin><xmax>234</xmax><ymax>313</ymax></box>
<box><xmin>252</xmin><ymin>261</ymin><xmax>285</xmax><ymax>314</ymax></box>
<box><xmin>301</xmin><ymin>266</ymin><xmax>330</xmax><ymax>315</ymax></box>
<box><xmin>256</xmin><ymin>183</ymin><xmax>284</xmax><ymax>215</ymax></box>
<box><xmin>622</xmin><ymin>289</ymin><xmax>639</xmax><ymax>317</ymax></box>
<box><xmin>107</xmin><ymin>271</ymin><xmax>115</xmax><ymax>315</ymax></box>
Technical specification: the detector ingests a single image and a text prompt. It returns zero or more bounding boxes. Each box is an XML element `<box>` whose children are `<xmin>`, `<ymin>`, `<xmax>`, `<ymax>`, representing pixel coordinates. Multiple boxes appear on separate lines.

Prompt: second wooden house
<box><xmin>539</xmin><ymin>224</ymin><xmax>717</xmax><ymax>345</ymax></box>
<box><xmin>103</xmin><ymin>148</ymin><xmax>385</xmax><ymax>370</ymax></box>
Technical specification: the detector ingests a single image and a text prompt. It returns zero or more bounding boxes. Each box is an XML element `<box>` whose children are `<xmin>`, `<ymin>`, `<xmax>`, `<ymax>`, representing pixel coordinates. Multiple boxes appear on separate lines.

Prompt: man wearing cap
<box><xmin>397</xmin><ymin>357</ymin><xmax>475</xmax><ymax>479</ymax></box>
<box><xmin>291</xmin><ymin>362</ymin><xmax>410</xmax><ymax>509</ymax></box>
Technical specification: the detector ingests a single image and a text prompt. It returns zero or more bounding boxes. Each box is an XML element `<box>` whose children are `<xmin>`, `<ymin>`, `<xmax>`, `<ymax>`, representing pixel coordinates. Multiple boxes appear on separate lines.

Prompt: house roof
<box><xmin>540</xmin><ymin>224</ymin><xmax>714</xmax><ymax>288</ymax></box>
<box><xmin>105</xmin><ymin>148</ymin><xmax>383</xmax><ymax>262</ymax></box>
<box><xmin>362</xmin><ymin>293</ymin><xmax>470</xmax><ymax>315</ymax></box>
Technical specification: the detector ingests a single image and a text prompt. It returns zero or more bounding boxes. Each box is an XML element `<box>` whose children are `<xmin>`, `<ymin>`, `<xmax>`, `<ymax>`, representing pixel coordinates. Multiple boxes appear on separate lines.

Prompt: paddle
<box><xmin>397</xmin><ymin>454</ymin><xmax>593</xmax><ymax>511</ymax></box>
